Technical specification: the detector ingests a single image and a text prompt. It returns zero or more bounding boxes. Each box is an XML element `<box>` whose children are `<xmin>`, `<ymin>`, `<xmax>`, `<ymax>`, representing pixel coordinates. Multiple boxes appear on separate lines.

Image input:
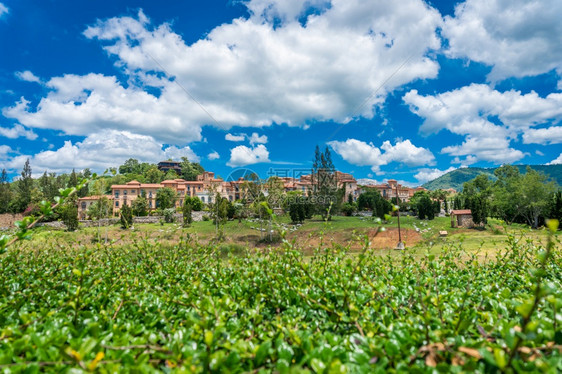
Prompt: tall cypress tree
<box><xmin>17</xmin><ymin>159</ymin><xmax>33</xmax><ymax>212</ymax></box>
<box><xmin>0</xmin><ymin>169</ymin><xmax>11</xmax><ymax>214</ymax></box>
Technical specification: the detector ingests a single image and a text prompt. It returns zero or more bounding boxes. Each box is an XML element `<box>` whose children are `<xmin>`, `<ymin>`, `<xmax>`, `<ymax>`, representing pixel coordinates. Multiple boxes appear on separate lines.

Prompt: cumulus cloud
<box><xmin>0</xmin><ymin>3</ymin><xmax>8</xmax><ymax>19</ymax></box>
<box><xmin>227</xmin><ymin>144</ymin><xmax>270</xmax><ymax>167</ymax></box>
<box><xmin>442</xmin><ymin>0</ymin><xmax>562</xmax><ymax>83</ymax></box>
<box><xmin>547</xmin><ymin>154</ymin><xmax>562</xmax><ymax>165</ymax></box>
<box><xmin>522</xmin><ymin>127</ymin><xmax>562</xmax><ymax>145</ymax></box>
<box><xmin>208</xmin><ymin>151</ymin><xmax>220</xmax><ymax>160</ymax></box>
<box><xmin>0</xmin><ymin>144</ymin><xmax>13</xmax><ymax>157</ymax></box>
<box><xmin>4</xmin><ymin>74</ymin><xmax>203</xmax><ymax>144</ymax></box>
<box><xmin>15</xmin><ymin>71</ymin><xmax>41</xmax><ymax>83</ymax></box>
<box><xmin>249</xmin><ymin>132</ymin><xmax>268</xmax><ymax>145</ymax></box>
<box><xmin>414</xmin><ymin>167</ymin><xmax>456</xmax><ymax>184</ymax></box>
<box><xmin>5</xmin><ymin>0</ymin><xmax>440</xmax><ymax>141</ymax></box>
<box><xmin>225</xmin><ymin>133</ymin><xmax>246</xmax><ymax>142</ymax></box>
<box><xmin>1</xmin><ymin>130</ymin><xmax>199</xmax><ymax>174</ymax></box>
<box><xmin>0</xmin><ymin>124</ymin><xmax>37</xmax><ymax>140</ymax></box>
<box><xmin>328</xmin><ymin>138</ymin><xmax>434</xmax><ymax>172</ymax></box>
<box><xmin>403</xmin><ymin>84</ymin><xmax>562</xmax><ymax>164</ymax></box>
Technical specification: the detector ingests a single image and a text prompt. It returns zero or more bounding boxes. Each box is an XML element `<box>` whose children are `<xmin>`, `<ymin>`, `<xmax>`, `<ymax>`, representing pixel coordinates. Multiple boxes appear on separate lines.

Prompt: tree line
<box><xmin>453</xmin><ymin>165</ymin><xmax>561</xmax><ymax>228</ymax></box>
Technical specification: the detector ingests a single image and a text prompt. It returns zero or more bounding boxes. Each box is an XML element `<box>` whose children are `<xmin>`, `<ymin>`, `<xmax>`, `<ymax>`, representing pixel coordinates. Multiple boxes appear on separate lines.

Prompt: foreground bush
<box><xmin>0</xmin><ymin>231</ymin><xmax>560</xmax><ymax>372</ymax></box>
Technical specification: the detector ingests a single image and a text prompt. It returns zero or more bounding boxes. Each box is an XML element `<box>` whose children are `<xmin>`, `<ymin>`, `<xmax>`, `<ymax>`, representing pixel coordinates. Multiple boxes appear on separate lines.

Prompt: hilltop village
<box><xmin>77</xmin><ymin>160</ymin><xmax>429</xmax><ymax>219</ymax></box>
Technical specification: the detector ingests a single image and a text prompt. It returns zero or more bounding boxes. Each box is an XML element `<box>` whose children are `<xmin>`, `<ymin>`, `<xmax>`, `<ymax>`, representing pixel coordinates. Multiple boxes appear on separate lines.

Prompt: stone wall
<box><xmin>33</xmin><ymin>211</ymin><xmax>208</xmax><ymax>230</ymax></box>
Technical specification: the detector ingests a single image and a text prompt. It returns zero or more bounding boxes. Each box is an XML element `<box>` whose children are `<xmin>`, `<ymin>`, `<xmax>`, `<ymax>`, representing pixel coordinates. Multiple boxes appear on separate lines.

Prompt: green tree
<box><xmin>462</xmin><ymin>174</ymin><xmax>492</xmax><ymax>225</ymax></box>
<box><xmin>68</xmin><ymin>169</ymin><xmax>78</xmax><ymax>188</ymax></box>
<box><xmin>491</xmin><ymin>165</ymin><xmax>523</xmax><ymax>224</ymax></box>
<box><xmin>180</xmin><ymin>157</ymin><xmax>205</xmax><ymax>181</ymax></box>
<box><xmin>119</xmin><ymin>158</ymin><xmax>141</xmax><ymax>175</ymax></box>
<box><xmin>120</xmin><ymin>203</ymin><xmax>133</xmax><ymax>229</ymax></box>
<box><xmin>60</xmin><ymin>203</ymin><xmax>79</xmax><ymax>231</ymax></box>
<box><xmin>16</xmin><ymin>159</ymin><xmax>33</xmax><ymax>212</ymax></box>
<box><xmin>145</xmin><ymin>166</ymin><xmax>164</xmax><ymax>183</ymax></box>
<box><xmin>357</xmin><ymin>190</ymin><xmax>391</xmax><ymax>219</ymax></box>
<box><xmin>184</xmin><ymin>196</ymin><xmax>203</xmax><ymax>211</ymax></box>
<box><xmin>519</xmin><ymin>167</ymin><xmax>557</xmax><ymax>228</ymax></box>
<box><xmin>550</xmin><ymin>191</ymin><xmax>562</xmax><ymax>225</ymax></box>
<box><xmin>156</xmin><ymin>187</ymin><xmax>177</xmax><ymax>210</ymax></box>
<box><xmin>312</xmin><ymin>146</ymin><xmax>339</xmax><ymax>220</ymax></box>
<box><xmin>0</xmin><ymin>169</ymin><xmax>11</xmax><ymax>214</ymax></box>
<box><xmin>182</xmin><ymin>200</ymin><xmax>193</xmax><ymax>227</ymax></box>
<box><xmin>132</xmin><ymin>196</ymin><xmax>149</xmax><ymax>217</ymax></box>
<box><xmin>416</xmin><ymin>192</ymin><xmax>435</xmax><ymax>220</ymax></box>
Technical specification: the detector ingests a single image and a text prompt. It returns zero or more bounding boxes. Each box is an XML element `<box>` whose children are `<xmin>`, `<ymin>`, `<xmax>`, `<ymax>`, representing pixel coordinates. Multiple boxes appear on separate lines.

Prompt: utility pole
<box><xmin>395</xmin><ymin>183</ymin><xmax>405</xmax><ymax>250</ymax></box>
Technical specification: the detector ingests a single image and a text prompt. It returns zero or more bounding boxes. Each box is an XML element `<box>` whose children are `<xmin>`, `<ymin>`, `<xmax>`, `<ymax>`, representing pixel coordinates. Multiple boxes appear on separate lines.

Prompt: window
<box><xmin>81</xmin><ymin>202</ymin><xmax>86</xmax><ymax>209</ymax></box>
<box><xmin>149</xmin><ymin>192</ymin><xmax>153</xmax><ymax>198</ymax></box>
<box><xmin>123</xmin><ymin>190</ymin><xmax>127</xmax><ymax>195</ymax></box>
<box><xmin>179</xmin><ymin>199</ymin><xmax>183</xmax><ymax>206</ymax></box>
<box><xmin>149</xmin><ymin>201</ymin><xmax>152</xmax><ymax>208</ymax></box>
<box><xmin>115</xmin><ymin>191</ymin><xmax>119</xmax><ymax>198</ymax></box>
<box><xmin>131</xmin><ymin>189</ymin><xmax>136</xmax><ymax>194</ymax></box>
<box><xmin>115</xmin><ymin>201</ymin><xmax>119</xmax><ymax>207</ymax></box>
<box><xmin>201</xmin><ymin>196</ymin><xmax>205</xmax><ymax>203</ymax></box>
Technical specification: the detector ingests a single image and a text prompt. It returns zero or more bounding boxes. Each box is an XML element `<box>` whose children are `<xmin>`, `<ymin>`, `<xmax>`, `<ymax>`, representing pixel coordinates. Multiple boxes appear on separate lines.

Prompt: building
<box><xmin>450</xmin><ymin>209</ymin><xmax>474</xmax><ymax>228</ymax></box>
<box><xmin>110</xmin><ymin>172</ymin><xmax>225</xmax><ymax>215</ymax></box>
<box><xmin>77</xmin><ymin>195</ymin><xmax>114</xmax><ymax>220</ymax></box>
<box><xmin>360</xmin><ymin>179</ymin><xmax>426</xmax><ymax>202</ymax></box>
<box><xmin>157</xmin><ymin>160</ymin><xmax>182</xmax><ymax>174</ymax></box>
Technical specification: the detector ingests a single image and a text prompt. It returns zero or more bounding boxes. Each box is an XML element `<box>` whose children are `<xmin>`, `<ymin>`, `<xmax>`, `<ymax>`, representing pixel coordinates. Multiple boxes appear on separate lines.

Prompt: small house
<box><xmin>450</xmin><ymin>209</ymin><xmax>474</xmax><ymax>228</ymax></box>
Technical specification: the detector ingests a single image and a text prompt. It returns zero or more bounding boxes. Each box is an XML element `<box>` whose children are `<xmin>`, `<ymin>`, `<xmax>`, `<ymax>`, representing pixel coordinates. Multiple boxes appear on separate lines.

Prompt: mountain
<box><xmin>422</xmin><ymin>165</ymin><xmax>562</xmax><ymax>191</ymax></box>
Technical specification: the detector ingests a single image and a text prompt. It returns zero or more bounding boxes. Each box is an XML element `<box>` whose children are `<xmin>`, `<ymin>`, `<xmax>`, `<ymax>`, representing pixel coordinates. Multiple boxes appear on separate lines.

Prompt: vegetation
<box><xmin>422</xmin><ymin>164</ymin><xmax>562</xmax><ymax>191</ymax></box>
<box><xmin>119</xmin><ymin>204</ymin><xmax>133</xmax><ymax>229</ymax></box>
<box><xmin>357</xmin><ymin>190</ymin><xmax>392</xmax><ymax>219</ymax></box>
<box><xmin>458</xmin><ymin>166</ymin><xmax>559</xmax><ymax>228</ymax></box>
<box><xmin>0</xmin><ymin>220</ymin><xmax>560</xmax><ymax>372</ymax></box>
<box><xmin>155</xmin><ymin>187</ymin><xmax>177</xmax><ymax>210</ymax></box>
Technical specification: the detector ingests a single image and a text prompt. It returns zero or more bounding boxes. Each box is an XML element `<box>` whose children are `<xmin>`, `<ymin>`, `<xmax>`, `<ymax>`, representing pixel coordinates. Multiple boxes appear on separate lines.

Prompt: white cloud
<box><xmin>0</xmin><ymin>144</ymin><xmax>13</xmax><ymax>157</ymax></box>
<box><xmin>24</xmin><ymin>0</ymin><xmax>438</xmax><ymax>133</ymax></box>
<box><xmin>328</xmin><ymin>139</ymin><xmax>382</xmax><ymax>168</ymax></box>
<box><xmin>547</xmin><ymin>154</ymin><xmax>562</xmax><ymax>165</ymax></box>
<box><xmin>208</xmin><ymin>151</ymin><xmax>220</xmax><ymax>160</ymax></box>
<box><xmin>522</xmin><ymin>127</ymin><xmax>562</xmax><ymax>145</ymax></box>
<box><xmin>249</xmin><ymin>132</ymin><xmax>268</xmax><ymax>145</ymax></box>
<box><xmin>0</xmin><ymin>3</ymin><xmax>8</xmax><ymax>19</ymax></box>
<box><xmin>328</xmin><ymin>138</ymin><xmax>434</xmax><ymax>172</ymax></box>
<box><xmin>414</xmin><ymin>167</ymin><xmax>456</xmax><ymax>183</ymax></box>
<box><xmin>4</xmin><ymin>74</ymin><xmax>203</xmax><ymax>144</ymax></box>
<box><xmin>0</xmin><ymin>124</ymin><xmax>37</xmax><ymax>140</ymax></box>
<box><xmin>227</xmin><ymin>144</ymin><xmax>270</xmax><ymax>167</ymax></box>
<box><xmin>379</xmin><ymin>139</ymin><xmax>435</xmax><ymax>166</ymax></box>
<box><xmin>403</xmin><ymin>84</ymin><xmax>562</xmax><ymax>164</ymax></box>
<box><xmin>225</xmin><ymin>133</ymin><xmax>246</xmax><ymax>142</ymax></box>
<box><xmin>246</xmin><ymin>0</ymin><xmax>331</xmax><ymax>23</ymax></box>
<box><xmin>442</xmin><ymin>0</ymin><xmax>562</xmax><ymax>83</ymax></box>
<box><xmin>15</xmin><ymin>71</ymin><xmax>41</xmax><ymax>83</ymax></box>
<box><xmin>1</xmin><ymin>130</ymin><xmax>199</xmax><ymax>174</ymax></box>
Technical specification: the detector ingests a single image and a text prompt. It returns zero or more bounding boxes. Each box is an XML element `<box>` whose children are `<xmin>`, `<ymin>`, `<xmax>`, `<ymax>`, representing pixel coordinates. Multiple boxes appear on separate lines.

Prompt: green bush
<box><xmin>59</xmin><ymin>203</ymin><xmax>79</xmax><ymax>231</ymax></box>
<box><xmin>119</xmin><ymin>204</ymin><xmax>133</xmax><ymax>229</ymax></box>
<box><xmin>162</xmin><ymin>208</ymin><xmax>176</xmax><ymax>223</ymax></box>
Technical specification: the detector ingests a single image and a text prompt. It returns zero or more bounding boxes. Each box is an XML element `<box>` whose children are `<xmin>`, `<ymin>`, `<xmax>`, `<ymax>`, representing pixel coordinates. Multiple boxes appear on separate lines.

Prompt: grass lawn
<box><xmin>20</xmin><ymin>213</ymin><xmax>557</xmax><ymax>264</ymax></box>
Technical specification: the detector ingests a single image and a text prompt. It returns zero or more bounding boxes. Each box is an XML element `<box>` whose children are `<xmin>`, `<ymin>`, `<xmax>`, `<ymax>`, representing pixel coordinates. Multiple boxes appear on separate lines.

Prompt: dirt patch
<box><xmin>286</xmin><ymin>227</ymin><xmax>423</xmax><ymax>253</ymax></box>
<box><xmin>0</xmin><ymin>213</ymin><xmax>23</xmax><ymax>229</ymax></box>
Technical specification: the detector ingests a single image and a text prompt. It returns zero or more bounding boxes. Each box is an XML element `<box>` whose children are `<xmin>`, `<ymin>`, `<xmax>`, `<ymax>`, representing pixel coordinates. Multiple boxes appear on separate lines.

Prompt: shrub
<box><xmin>60</xmin><ymin>203</ymin><xmax>79</xmax><ymax>231</ymax></box>
<box><xmin>120</xmin><ymin>204</ymin><xmax>133</xmax><ymax>229</ymax></box>
<box><xmin>162</xmin><ymin>208</ymin><xmax>176</xmax><ymax>223</ymax></box>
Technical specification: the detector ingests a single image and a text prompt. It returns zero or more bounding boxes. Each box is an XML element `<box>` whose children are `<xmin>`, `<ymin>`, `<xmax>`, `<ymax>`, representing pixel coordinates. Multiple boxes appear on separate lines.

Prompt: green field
<box><xmin>1</xmin><ymin>216</ymin><xmax>561</xmax><ymax>372</ymax></box>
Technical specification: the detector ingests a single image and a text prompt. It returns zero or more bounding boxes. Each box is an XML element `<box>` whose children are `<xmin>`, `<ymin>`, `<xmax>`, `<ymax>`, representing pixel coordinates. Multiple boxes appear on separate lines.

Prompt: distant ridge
<box><xmin>422</xmin><ymin>164</ymin><xmax>562</xmax><ymax>191</ymax></box>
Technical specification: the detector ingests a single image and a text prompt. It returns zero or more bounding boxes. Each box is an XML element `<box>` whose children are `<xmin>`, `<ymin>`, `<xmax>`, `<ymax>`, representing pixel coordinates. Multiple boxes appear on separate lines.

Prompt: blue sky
<box><xmin>1</xmin><ymin>0</ymin><xmax>561</xmax><ymax>185</ymax></box>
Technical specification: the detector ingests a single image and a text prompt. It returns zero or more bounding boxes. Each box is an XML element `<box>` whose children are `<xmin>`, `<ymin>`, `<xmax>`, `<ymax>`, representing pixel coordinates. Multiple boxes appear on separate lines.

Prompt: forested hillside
<box><xmin>423</xmin><ymin>165</ymin><xmax>562</xmax><ymax>191</ymax></box>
